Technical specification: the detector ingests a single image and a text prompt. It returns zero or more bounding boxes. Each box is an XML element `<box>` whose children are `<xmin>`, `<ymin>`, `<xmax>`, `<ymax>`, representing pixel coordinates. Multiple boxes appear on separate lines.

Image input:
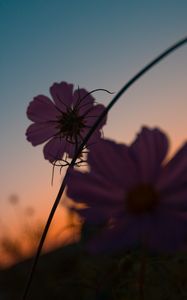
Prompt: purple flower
<box><xmin>67</xmin><ymin>127</ymin><xmax>187</xmax><ymax>254</ymax></box>
<box><xmin>26</xmin><ymin>82</ymin><xmax>106</xmax><ymax>163</ymax></box>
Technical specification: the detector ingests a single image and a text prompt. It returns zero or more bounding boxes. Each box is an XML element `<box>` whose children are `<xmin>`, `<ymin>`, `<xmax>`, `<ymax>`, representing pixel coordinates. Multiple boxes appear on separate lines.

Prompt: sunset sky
<box><xmin>1</xmin><ymin>0</ymin><xmax>187</xmax><ymax>241</ymax></box>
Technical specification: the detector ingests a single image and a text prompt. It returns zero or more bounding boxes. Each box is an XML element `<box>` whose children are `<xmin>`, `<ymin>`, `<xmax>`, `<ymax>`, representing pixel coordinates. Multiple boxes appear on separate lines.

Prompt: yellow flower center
<box><xmin>125</xmin><ymin>184</ymin><xmax>159</xmax><ymax>214</ymax></box>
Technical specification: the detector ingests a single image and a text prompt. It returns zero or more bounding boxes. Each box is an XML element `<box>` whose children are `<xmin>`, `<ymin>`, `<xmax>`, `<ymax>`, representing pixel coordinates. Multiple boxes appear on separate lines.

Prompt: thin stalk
<box><xmin>21</xmin><ymin>36</ymin><xmax>187</xmax><ymax>300</ymax></box>
<box><xmin>72</xmin><ymin>36</ymin><xmax>187</xmax><ymax>165</ymax></box>
<box><xmin>21</xmin><ymin>166</ymin><xmax>72</xmax><ymax>300</ymax></box>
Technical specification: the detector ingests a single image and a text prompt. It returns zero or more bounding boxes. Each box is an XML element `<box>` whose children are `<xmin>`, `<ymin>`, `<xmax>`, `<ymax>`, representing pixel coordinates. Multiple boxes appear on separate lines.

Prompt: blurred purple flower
<box><xmin>67</xmin><ymin>127</ymin><xmax>187</xmax><ymax>254</ymax></box>
<box><xmin>26</xmin><ymin>82</ymin><xmax>106</xmax><ymax>163</ymax></box>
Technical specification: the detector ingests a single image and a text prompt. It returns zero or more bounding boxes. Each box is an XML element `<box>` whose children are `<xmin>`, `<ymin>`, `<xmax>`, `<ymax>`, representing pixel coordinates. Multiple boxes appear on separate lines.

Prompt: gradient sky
<box><xmin>1</xmin><ymin>0</ymin><xmax>187</xmax><ymax>233</ymax></box>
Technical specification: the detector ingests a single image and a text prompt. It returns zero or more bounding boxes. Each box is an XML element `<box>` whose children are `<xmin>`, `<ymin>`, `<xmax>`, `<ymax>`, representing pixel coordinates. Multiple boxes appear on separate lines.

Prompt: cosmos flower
<box><xmin>26</xmin><ymin>82</ymin><xmax>107</xmax><ymax>163</ymax></box>
<box><xmin>67</xmin><ymin>127</ymin><xmax>187</xmax><ymax>254</ymax></box>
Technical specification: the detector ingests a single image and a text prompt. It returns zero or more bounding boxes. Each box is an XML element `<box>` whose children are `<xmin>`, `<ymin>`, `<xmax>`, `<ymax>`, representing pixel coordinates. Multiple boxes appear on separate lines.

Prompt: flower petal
<box><xmin>76</xmin><ymin>205</ymin><xmax>123</xmax><ymax>225</ymax></box>
<box><xmin>86</xmin><ymin>210</ymin><xmax>187</xmax><ymax>254</ymax></box>
<box><xmin>50</xmin><ymin>82</ymin><xmax>74</xmax><ymax>111</ymax></box>
<box><xmin>86</xmin><ymin>217</ymin><xmax>141</xmax><ymax>254</ymax></box>
<box><xmin>77</xmin><ymin>127</ymin><xmax>102</xmax><ymax>146</ymax></box>
<box><xmin>27</xmin><ymin>95</ymin><xmax>60</xmax><ymax>122</ymax></box>
<box><xmin>83</xmin><ymin>104</ymin><xmax>107</xmax><ymax>128</ymax></box>
<box><xmin>157</xmin><ymin>143</ymin><xmax>187</xmax><ymax>191</ymax></box>
<box><xmin>43</xmin><ymin>137</ymin><xmax>67</xmax><ymax>162</ymax></box>
<box><xmin>26</xmin><ymin>123</ymin><xmax>57</xmax><ymax>146</ymax></box>
<box><xmin>160</xmin><ymin>187</ymin><xmax>187</xmax><ymax>211</ymax></box>
<box><xmin>67</xmin><ymin>169</ymin><xmax>124</xmax><ymax>206</ymax></box>
<box><xmin>145</xmin><ymin>210</ymin><xmax>187</xmax><ymax>253</ymax></box>
<box><xmin>88</xmin><ymin>130</ymin><xmax>102</xmax><ymax>144</ymax></box>
<box><xmin>87</xmin><ymin>139</ymin><xmax>138</xmax><ymax>188</ymax></box>
<box><xmin>65</xmin><ymin>142</ymin><xmax>76</xmax><ymax>158</ymax></box>
<box><xmin>130</xmin><ymin>127</ymin><xmax>169</xmax><ymax>183</ymax></box>
<box><xmin>73</xmin><ymin>88</ymin><xmax>94</xmax><ymax>114</ymax></box>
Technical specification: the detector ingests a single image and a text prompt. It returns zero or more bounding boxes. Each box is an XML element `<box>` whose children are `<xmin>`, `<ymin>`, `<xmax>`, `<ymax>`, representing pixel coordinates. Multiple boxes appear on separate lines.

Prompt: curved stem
<box><xmin>21</xmin><ymin>166</ymin><xmax>72</xmax><ymax>300</ymax></box>
<box><xmin>21</xmin><ymin>36</ymin><xmax>187</xmax><ymax>300</ymax></box>
<box><xmin>72</xmin><ymin>36</ymin><xmax>187</xmax><ymax>165</ymax></box>
<box><xmin>74</xmin><ymin>88</ymin><xmax>114</xmax><ymax>109</ymax></box>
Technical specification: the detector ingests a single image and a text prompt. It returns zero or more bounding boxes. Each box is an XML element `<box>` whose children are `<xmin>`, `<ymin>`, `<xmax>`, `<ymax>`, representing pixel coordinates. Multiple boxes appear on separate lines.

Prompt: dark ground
<box><xmin>1</xmin><ymin>242</ymin><xmax>187</xmax><ymax>300</ymax></box>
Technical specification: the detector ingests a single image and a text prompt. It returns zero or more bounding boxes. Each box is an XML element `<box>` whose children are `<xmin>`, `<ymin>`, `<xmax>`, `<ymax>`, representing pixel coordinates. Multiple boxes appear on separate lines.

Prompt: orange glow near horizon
<box><xmin>1</xmin><ymin>134</ymin><xmax>186</xmax><ymax>268</ymax></box>
<box><xmin>0</xmin><ymin>192</ymin><xmax>81</xmax><ymax>268</ymax></box>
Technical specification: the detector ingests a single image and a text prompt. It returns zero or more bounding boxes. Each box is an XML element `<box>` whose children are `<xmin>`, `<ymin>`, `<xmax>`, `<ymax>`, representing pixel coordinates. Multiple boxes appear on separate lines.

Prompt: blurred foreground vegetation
<box><xmin>1</xmin><ymin>196</ymin><xmax>187</xmax><ymax>299</ymax></box>
<box><xmin>1</xmin><ymin>241</ymin><xmax>187</xmax><ymax>299</ymax></box>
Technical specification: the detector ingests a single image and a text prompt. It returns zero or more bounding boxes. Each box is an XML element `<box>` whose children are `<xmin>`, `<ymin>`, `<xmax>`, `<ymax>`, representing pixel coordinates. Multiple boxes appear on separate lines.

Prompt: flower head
<box><xmin>67</xmin><ymin>127</ymin><xmax>187</xmax><ymax>254</ymax></box>
<box><xmin>26</xmin><ymin>82</ymin><xmax>107</xmax><ymax>163</ymax></box>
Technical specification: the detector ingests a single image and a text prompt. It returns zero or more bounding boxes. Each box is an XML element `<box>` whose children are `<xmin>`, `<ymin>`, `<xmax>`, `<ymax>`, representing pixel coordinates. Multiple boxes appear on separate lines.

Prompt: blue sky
<box><xmin>1</xmin><ymin>0</ymin><xmax>187</xmax><ymax>226</ymax></box>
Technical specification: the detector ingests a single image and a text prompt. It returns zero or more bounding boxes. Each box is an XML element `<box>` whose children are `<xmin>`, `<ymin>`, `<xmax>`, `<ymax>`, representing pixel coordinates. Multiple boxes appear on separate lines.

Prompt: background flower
<box><xmin>67</xmin><ymin>127</ymin><xmax>187</xmax><ymax>254</ymax></box>
<box><xmin>26</xmin><ymin>82</ymin><xmax>107</xmax><ymax>163</ymax></box>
